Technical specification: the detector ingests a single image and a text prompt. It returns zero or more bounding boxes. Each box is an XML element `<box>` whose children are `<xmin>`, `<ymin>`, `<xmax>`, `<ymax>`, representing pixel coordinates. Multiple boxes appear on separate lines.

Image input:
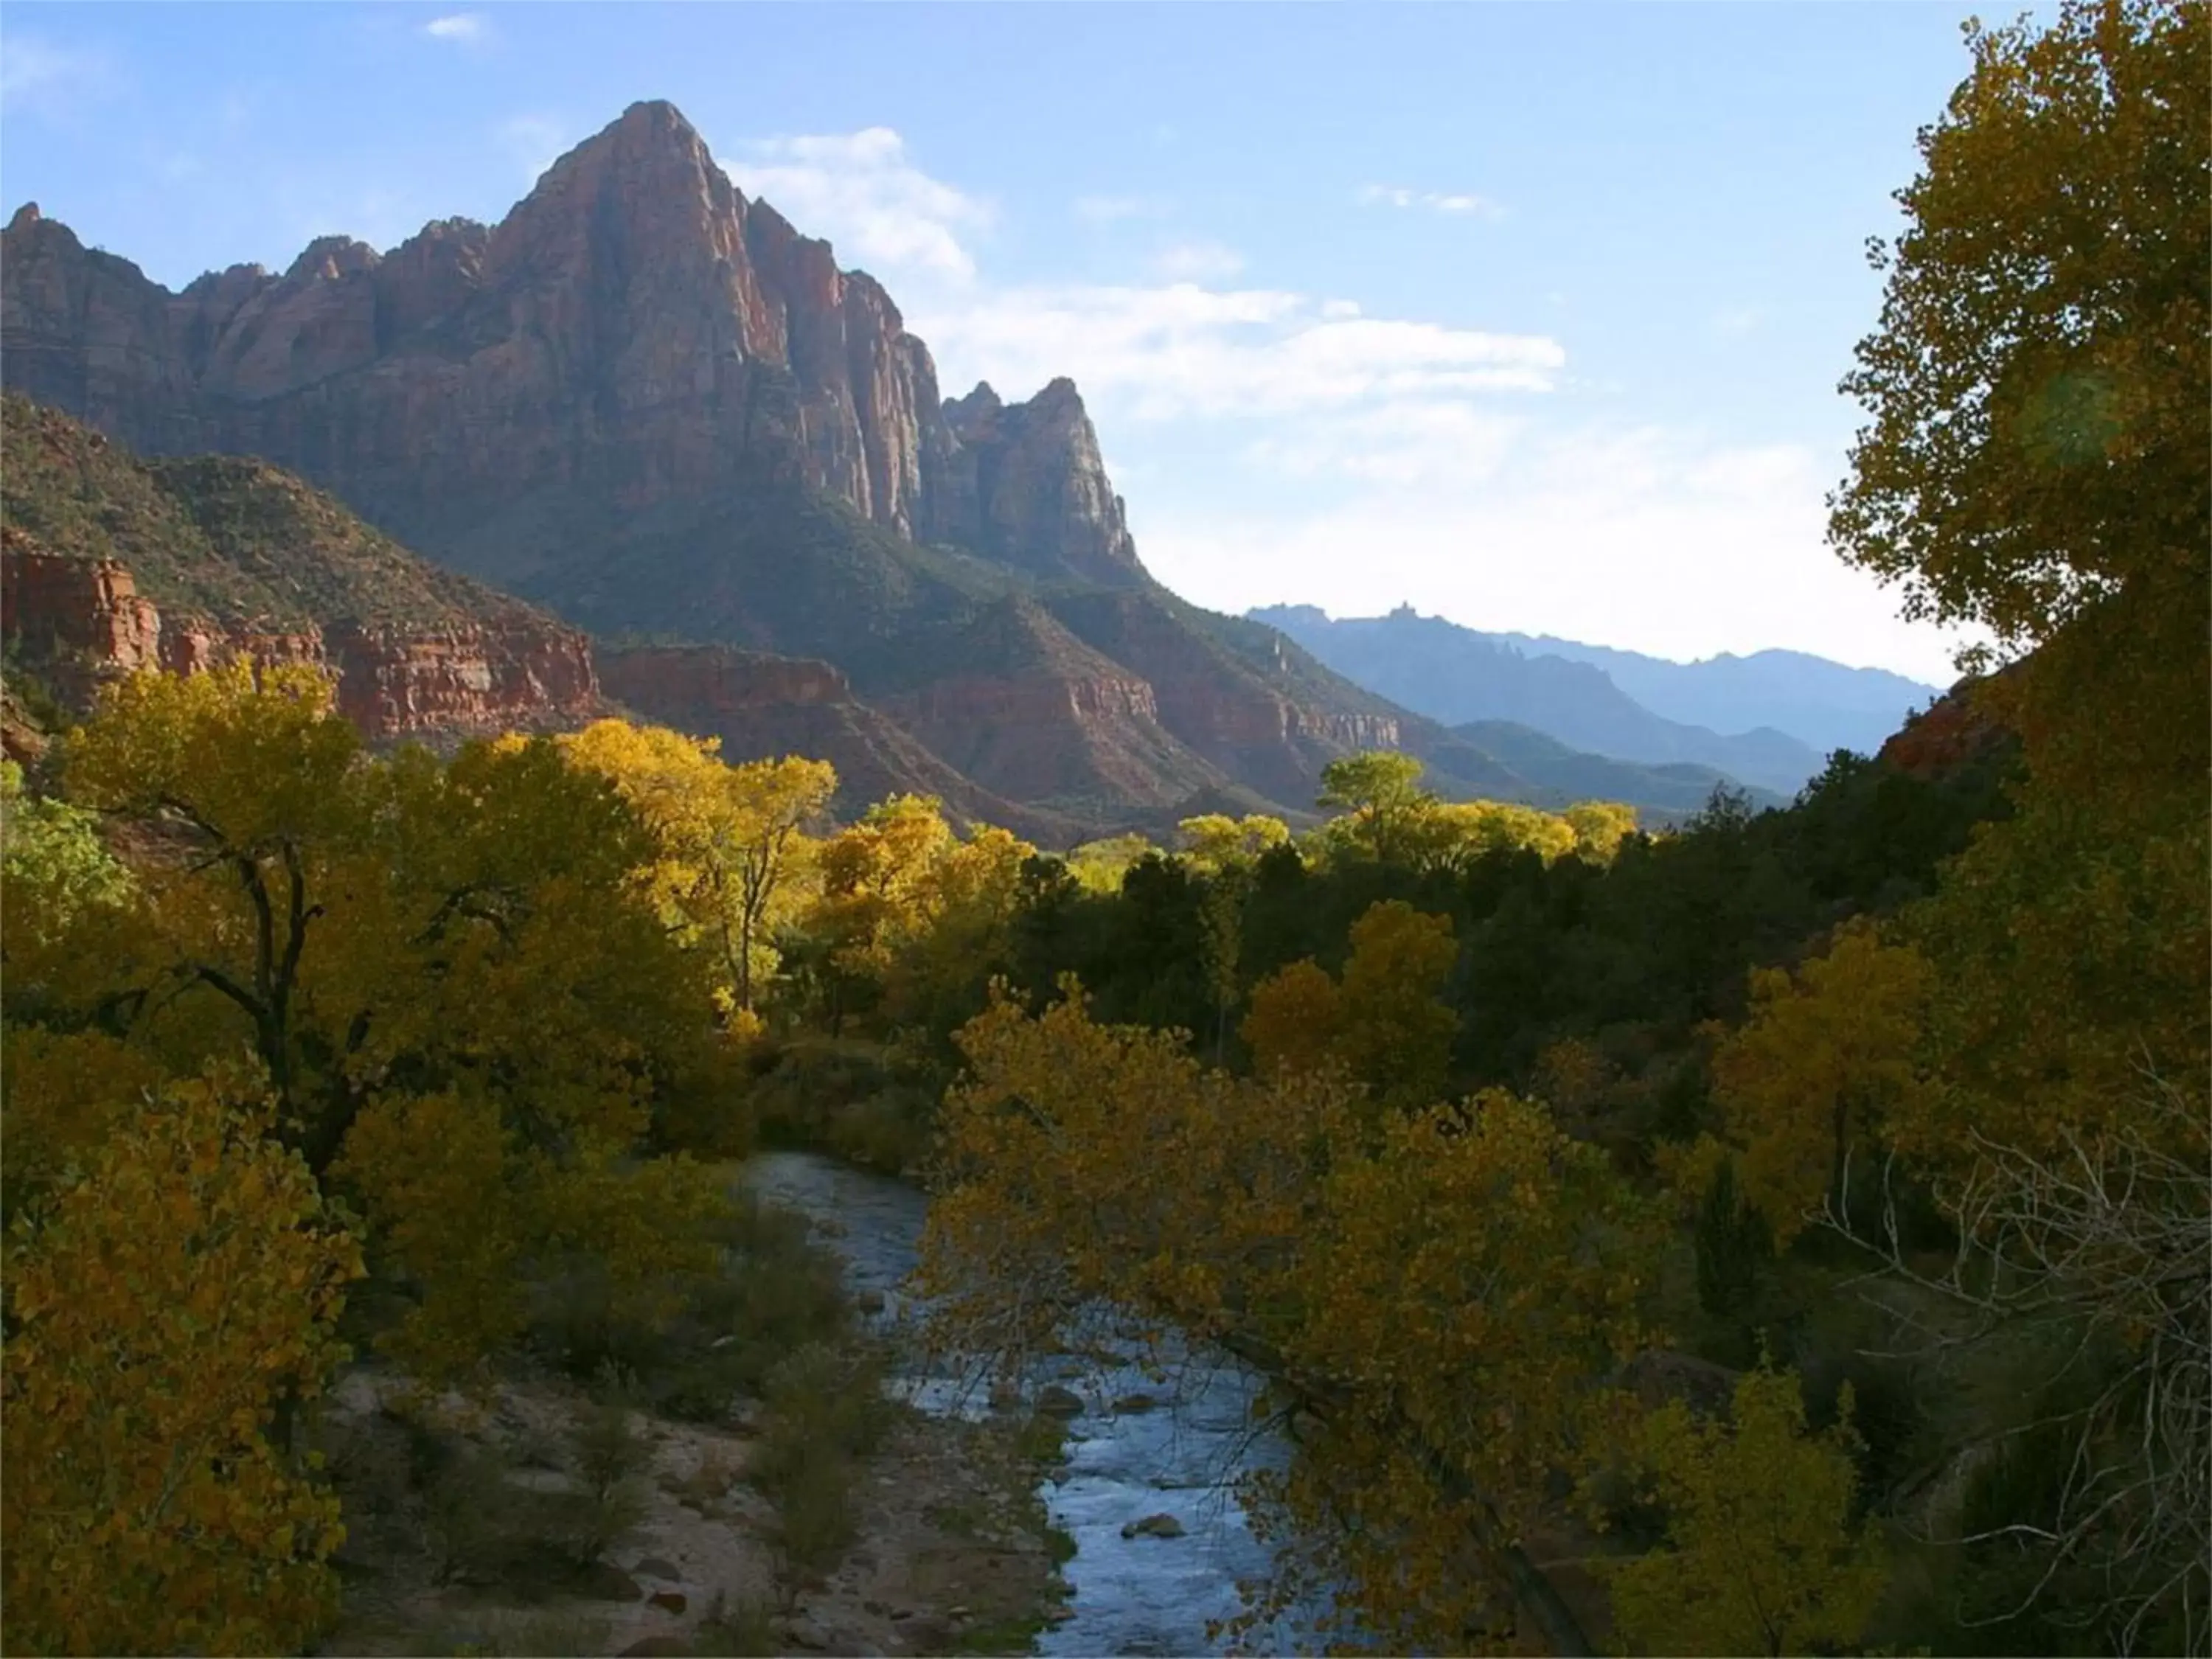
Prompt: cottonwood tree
<box><xmin>921</xmin><ymin>984</ymin><xmax>1655</xmax><ymax>1653</ymax></box>
<box><xmin>1821</xmin><ymin>2</ymin><xmax>2208</xmax><ymax>1643</ymax></box>
<box><xmin>1</xmin><ymin>1072</ymin><xmax>363</xmax><ymax>1657</ymax></box>
<box><xmin>563</xmin><ymin>720</ymin><xmax>835</xmax><ymax>1015</ymax></box>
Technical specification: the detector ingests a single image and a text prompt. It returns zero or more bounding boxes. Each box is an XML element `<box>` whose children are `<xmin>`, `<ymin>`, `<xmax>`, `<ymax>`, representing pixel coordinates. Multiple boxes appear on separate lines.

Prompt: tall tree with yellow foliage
<box><xmin>1</xmin><ymin>1072</ymin><xmax>363</xmax><ymax>1658</ymax></box>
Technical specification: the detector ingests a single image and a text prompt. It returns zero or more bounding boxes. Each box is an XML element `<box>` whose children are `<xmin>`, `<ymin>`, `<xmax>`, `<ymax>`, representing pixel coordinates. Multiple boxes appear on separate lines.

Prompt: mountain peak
<box><xmin>521</xmin><ymin>97</ymin><xmax>723</xmax><ymax>215</ymax></box>
<box><xmin>609</xmin><ymin>98</ymin><xmax>709</xmax><ymax>153</ymax></box>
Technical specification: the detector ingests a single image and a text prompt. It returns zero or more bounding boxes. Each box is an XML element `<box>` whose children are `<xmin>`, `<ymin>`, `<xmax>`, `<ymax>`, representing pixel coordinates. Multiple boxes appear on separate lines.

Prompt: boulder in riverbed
<box><xmin>1120</xmin><ymin>1512</ymin><xmax>1186</xmax><ymax>1540</ymax></box>
<box><xmin>1035</xmin><ymin>1385</ymin><xmax>1084</xmax><ymax>1418</ymax></box>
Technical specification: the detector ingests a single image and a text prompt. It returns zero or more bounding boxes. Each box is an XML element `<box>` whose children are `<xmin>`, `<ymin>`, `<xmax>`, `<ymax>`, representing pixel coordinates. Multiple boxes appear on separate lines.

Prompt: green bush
<box><xmin>526</xmin><ymin>1192</ymin><xmax>855</xmax><ymax>1420</ymax></box>
<box><xmin>748</xmin><ymin>1342</ymin><xmax>895</xmax><ymax>1587</ymax></box>
<box><xmin>556</xmin><ymin>1392</ymin><xmax>650</xmax><ymax>1568</ymax></box>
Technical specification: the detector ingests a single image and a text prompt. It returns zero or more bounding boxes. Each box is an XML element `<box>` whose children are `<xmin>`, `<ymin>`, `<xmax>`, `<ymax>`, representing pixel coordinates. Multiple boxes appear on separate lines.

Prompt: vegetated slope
<box><xmin>0</xmin><ymin>397</ymin><xmax>605</xmax><ymax>742</ymax></box>
<box><xmin>1252</xmin><ymin>603</ymin><xmax>1824</xmax><ymax>793</ymax></box>
<box><xmin>1</xmin><ymin>394</ymin><xmax>545</xmax><ymax>634</ymax></box>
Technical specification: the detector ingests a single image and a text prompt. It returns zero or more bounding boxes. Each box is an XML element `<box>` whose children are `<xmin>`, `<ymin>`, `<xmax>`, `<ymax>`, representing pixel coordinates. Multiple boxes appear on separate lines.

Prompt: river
<box><xmin>744</xmin><ymin>1150</ymin><xmax>1315</xmax><ymax>1658</ymax></box>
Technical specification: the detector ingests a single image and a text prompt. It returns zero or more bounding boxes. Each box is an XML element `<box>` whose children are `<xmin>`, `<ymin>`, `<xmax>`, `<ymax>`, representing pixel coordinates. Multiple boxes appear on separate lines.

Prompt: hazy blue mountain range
<box><xmin>1250</xmin><ymin>605</ymin><xmax>1941</xmax><ymax>794</ymax></box>
<box><xmin>1484</xmin><ymin>630</ymin><xmax>1944</xmax><ymax>759</ymax></box>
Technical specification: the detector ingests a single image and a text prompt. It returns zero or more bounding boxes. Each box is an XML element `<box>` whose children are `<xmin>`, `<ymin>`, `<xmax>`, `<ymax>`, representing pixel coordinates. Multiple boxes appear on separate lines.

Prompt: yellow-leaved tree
<box><xmin>1175</xmin><ymin>812</ymin><xmax>1291</xmax><ymax>871</ymax></box>
<box><xmin>796</xmin><ymin>795</ymin><xmax>1034</xmax><ymax>1032</ymax></box>
<box><xmin>1</xmin><ymin>1071</ymin><xmax>363</xmax><ymax>1657</ymax></box>
<box><xmin>1242</xmin><ymin>899</ymin><xmax>1458</xmax><ymax>1112</ymax></box>
<box><xmin>1824</xmin><ymin>4</ymin><xmax>2209</xmax><ymax>1642</ymax></box>
<box><xmin>41</xmin><ymin>669</ymin><xmax>735</xmax><ymax>1379</ymax></box>
<box><xmin>62</xmin><ymin>663</ymin><xmax>366</xmax><ymax>1123</ymax></box>
<box><xmin>561</xmin><ymin>720</ymin><xmax>835</xmax><ymax>1015</ymax></box>
<box><xmin>1607</xmin><ymin>1366</ymin><xmax>1888</xmax><ymax>1657</ymax></box>
<box><xmin>1708</xmin><ymin>918</ymin><xmax>1933</xmax><ymax>1239</ymax></box>
<box><xmin>922</xmin><ymin>983</ymin><xmax>1652</xmax><ymax>1653</ymax></box>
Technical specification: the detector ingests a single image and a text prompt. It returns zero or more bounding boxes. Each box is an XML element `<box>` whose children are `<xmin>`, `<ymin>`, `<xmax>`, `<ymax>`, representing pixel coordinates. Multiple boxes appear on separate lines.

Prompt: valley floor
<box><xmin>316</xmin><ymin>1367</ymin><xmax>1066</xmax><ymax>1659</ymax></box>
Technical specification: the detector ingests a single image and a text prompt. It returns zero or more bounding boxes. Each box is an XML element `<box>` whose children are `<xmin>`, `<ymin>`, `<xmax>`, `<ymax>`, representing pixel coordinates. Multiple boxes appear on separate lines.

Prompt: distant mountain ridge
<box><xmin>1252</xmin><ymin>605</ymin><xmax>1939</xmax><ymax>793</ymax></box>
<box><xmin>1484</xmin><ymin>631</ymin><xmax>1941</xmax><ymax>760</ymax></box>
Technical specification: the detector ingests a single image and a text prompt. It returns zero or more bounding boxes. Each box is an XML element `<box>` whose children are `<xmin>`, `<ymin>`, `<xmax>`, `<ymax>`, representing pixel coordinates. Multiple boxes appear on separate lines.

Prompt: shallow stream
<box><xmin>743</xmin><ymin>1151</ymin><xmax>1310</xmax><ymax>1658</ymax></box>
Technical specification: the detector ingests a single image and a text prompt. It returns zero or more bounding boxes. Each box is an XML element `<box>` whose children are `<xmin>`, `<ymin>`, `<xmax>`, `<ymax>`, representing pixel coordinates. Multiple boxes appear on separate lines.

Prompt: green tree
<box><xmin>63</xmin><ymin>664</ymin><xmax>363</xmax><ymax>1123</ymax></box>
<box><xmin>1607</xmin><ymin>1366</ymin><xmax>1888</xmax><ymax>1658</ymax></box>
<box><xmin>1316</xmin><ymin>751</ymin><xmax>1433</xmax><ymax>864</ymax></box>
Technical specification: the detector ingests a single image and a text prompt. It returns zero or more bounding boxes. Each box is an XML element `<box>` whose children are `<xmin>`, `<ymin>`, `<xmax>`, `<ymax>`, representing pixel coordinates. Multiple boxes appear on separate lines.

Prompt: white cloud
<box><xmin>497</xmin><ymin>114</ymin><xmax>568</xmax><ymax>185</ymax></box>
<box><xmin>1152</xmin><ymin>240</ymin><xmax>1245</xmax><ymax>282</ymax></box>
<box><xmin>914</xmin><ymin>283</ymin><xmax>1562</xmax><ymax>420</ymax></box>
<box><xmin>0</xmin><ymin>34</ymin><xmax>119</xmax><ymax>117</ymax></box>
<box><xmin>423</xmin><ymin>14</ymin><xmax>487</xmax><ymax>43</ymax></box>
<box><xmin>722</xmin><ymin>128</ymin><xmax>990</xmax><ymax>280</ymax></box>
<box><xmin>1244</xmin><ymin>402</ymin><xmax>1526</xmax><ymax>489</ymax></box>
<box><xmin>1359</xmin><ymin>184</ymin><xmax>1505</xmax><ymax>220</ymax></box>
<box><xmin>1711</xmin><ymin>306</ymin><xmax>1763</xmax><ymax>338</ymax></box>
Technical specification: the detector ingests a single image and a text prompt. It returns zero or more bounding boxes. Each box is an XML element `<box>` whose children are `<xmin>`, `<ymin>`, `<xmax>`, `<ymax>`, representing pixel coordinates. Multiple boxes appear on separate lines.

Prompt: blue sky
<box><xmin>1</xmin><ymin>4</ymin><xmax>2008</xmax><ymax>684</ymax></box>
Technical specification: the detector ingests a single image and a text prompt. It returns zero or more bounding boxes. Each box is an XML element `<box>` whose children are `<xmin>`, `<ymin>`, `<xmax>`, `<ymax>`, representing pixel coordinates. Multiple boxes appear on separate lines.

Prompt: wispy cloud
<box><xmin>422</xmin><ymin>13</ymin><xmax>488</xmax><ymax>44</ymax></box>
<box><xmin>1359</xmin><ymin>184</ymin><xmax>1504</xmax><ymax>220</ymax></box>
<box><xmin>497</xmin><ymin>114</ymin><xmax>568</xmax><ymax>186</ymax></box>
<box><xmin>1152</xmin><ymin>240</ymin><xmax>1245</xmax><ymax>282</ymax></box>
<box><xmin>1</xmin><ymin>33</ymin><xmax>120</xmax><ymax>119</ymax></box>
<box><xmin>1710</xmin><ymin>306</ymin><xmax>1763</xmax><ymax>338</ymax></box>
<box><xmin>914</xmin><ymin>282</ymin><xmax>1562</xmax><ymax>420</ymax></box>
<box><xmin>1244</xmin><ymin>402</ymin><xmax>1526</xmax><ymax>488</ymax></box>
<box><xmin>722</xmin><ymin>128</ymin><xmax>990</xmax><ymax>281</ymax></box>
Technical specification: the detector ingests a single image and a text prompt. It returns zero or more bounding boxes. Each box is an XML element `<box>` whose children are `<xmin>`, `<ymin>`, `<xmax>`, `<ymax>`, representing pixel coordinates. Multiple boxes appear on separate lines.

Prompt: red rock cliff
<box><xmin>1</xmin><ymin>540</ymin><xmax>599</xmax><ymax>740</ymax></box>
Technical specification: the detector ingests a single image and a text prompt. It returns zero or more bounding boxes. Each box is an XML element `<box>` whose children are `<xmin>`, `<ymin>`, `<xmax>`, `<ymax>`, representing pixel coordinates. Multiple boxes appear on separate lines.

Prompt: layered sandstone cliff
<box><xmin>1</xmin><ymin>539</ymin><xmax>599</xmax><ymax>740</ymax></box>
<box><xmin>0</xmin><ymin>399</ymin><xmax>600</xmax><ymax>742</ymax></box>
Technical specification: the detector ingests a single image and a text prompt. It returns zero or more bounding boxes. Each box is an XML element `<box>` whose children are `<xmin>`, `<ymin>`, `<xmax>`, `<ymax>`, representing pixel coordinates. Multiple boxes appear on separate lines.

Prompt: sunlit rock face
<box><xmin>0</xmin><ymin>104</ymin><xmax>1145</xmax><ymax>593</ymax></box>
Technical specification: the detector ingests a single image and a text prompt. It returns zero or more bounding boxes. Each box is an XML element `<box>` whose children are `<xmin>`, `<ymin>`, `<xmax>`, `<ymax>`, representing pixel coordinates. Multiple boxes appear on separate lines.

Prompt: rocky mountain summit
<box><xmin>0</xmin><ymin>103</ymin><xmax>1140</xmax><ymax>594</ymax></box>
<box><xmin>1</xmin><ymin>100</ymin><xmax>1787</xmax><ymax>830</ymax></box>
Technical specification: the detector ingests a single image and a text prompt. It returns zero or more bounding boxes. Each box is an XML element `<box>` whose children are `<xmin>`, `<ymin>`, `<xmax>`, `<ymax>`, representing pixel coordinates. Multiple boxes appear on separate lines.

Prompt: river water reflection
<box><xmin>743</xmin><ymin>1151</ymin><xmax>1316</xmax><ymax>1657</ymax></box>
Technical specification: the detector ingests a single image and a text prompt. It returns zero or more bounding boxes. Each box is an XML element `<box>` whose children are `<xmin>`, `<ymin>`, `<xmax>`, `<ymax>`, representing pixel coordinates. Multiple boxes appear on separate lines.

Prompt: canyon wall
<box><xmin>1</xmin><ymin>540</ymin><xmax>599</xmax><ymax>740</ymax></box>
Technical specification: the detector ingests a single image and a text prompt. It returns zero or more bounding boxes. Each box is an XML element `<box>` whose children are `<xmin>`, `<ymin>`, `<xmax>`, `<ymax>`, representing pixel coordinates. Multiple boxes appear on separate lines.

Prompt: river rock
<box><xmin>854</xmin><ymin>1287</ymin><xmax>886</xmax><ymax>1313</ymax></box>
<box><xmin>633</xmin><ymin>1555</ymin><xmax>681</xmax><ymax>1580</ymax></box>
<box><xmin>1035</xmin><ymin>1384</ymin><xmax>1084</xmax><ymax>1418</ymax></box>
<box><xmin>1112</xmin><ymin>1392</ymin><xmax>1158</xmax><ymax>1414</ymax></box>
<box><xmin>647</xmin><ymin>1590</ymin><xmax>688</xmax><ymax>1615</ymax></box>
<box><xmin>987</xmin><ymin>1380</ymin><xmax>1023</xmax><ymax>1411</ymax></box>
<box><xmin>1120</xmin><ymin>1512</ymin><xmax>1186</xmax><ymax>1540</ymax></box>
